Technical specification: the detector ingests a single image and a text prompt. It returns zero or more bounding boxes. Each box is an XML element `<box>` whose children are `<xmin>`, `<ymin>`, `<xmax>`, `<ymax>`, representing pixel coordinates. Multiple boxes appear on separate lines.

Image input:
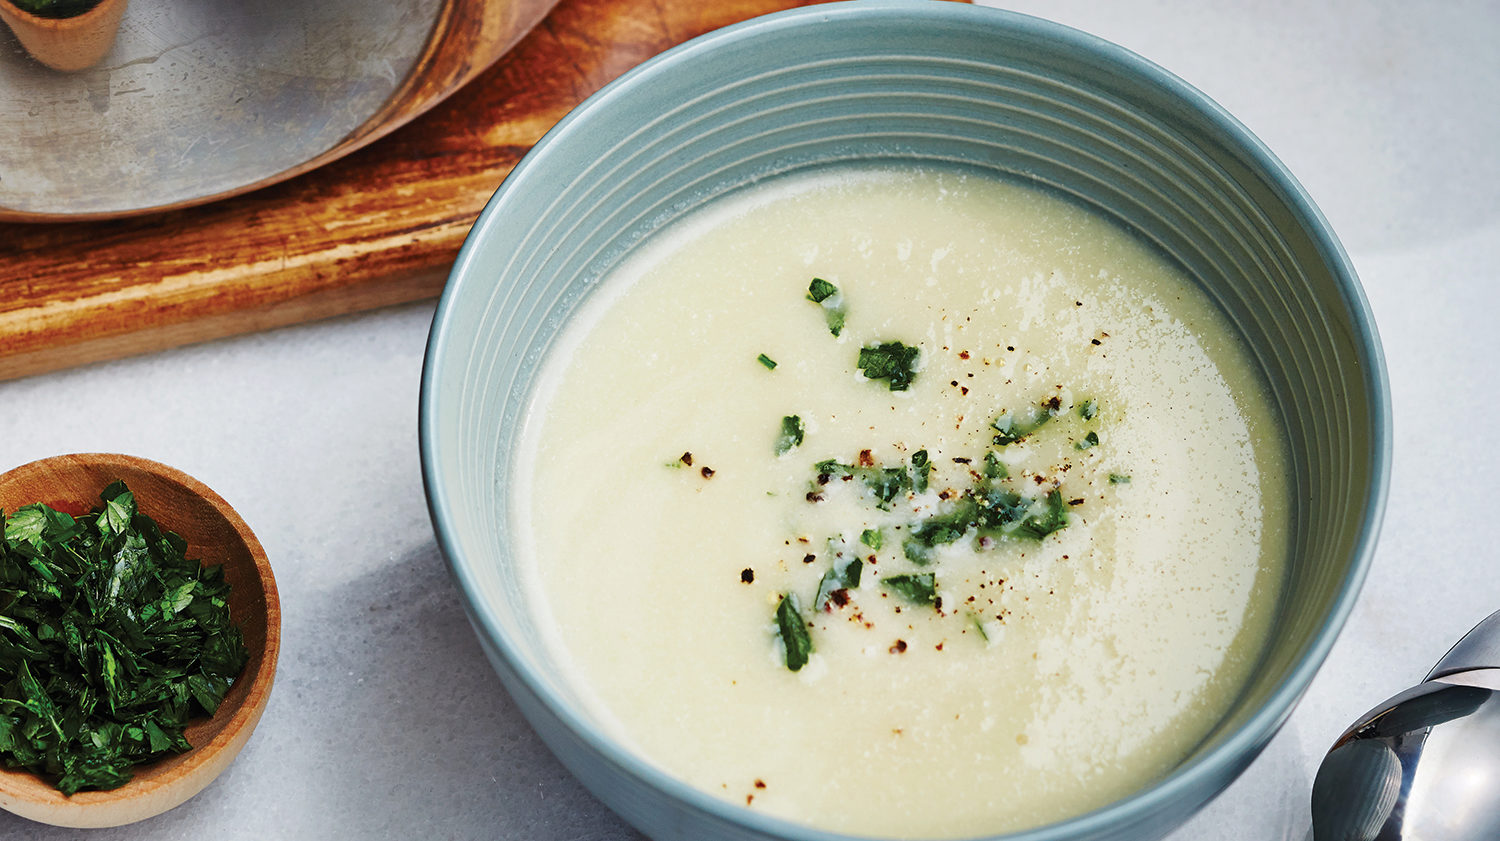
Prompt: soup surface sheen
<box><xmin>517</xmin><ymin>166</ymin><xmax>1288</xmax><ymax>838</ymax></box>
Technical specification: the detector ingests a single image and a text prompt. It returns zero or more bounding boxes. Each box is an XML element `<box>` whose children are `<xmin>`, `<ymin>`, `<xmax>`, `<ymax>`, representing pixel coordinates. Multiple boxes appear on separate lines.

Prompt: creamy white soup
<box><xmin>516</xmin><ymin>166</ymin><xmax>1287</xmax><ymax>838</ymax></box>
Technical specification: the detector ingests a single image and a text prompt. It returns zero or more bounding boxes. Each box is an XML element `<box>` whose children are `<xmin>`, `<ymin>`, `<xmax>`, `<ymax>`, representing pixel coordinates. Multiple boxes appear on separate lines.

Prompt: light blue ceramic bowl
<box><xmin>420</xmin><ymin>2</ymin><xmax>1390</xmax><ymax>839</ymax></box>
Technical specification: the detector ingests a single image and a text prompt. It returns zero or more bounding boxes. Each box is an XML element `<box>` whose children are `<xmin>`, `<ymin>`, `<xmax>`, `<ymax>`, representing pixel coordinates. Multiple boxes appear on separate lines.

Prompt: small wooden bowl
<box><xmin>0</xmin><ymin>0</ymin><xmax>128</xmax><ymax>72</ymax></box>
<box><xmin>0</xmin><ymin>453</ymin><xmax>280</xmax><ymax>828</ymax></box>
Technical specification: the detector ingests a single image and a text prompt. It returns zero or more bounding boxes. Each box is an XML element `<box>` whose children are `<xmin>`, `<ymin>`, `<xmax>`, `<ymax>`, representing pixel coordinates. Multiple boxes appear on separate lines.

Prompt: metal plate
<box><xmin>0</xmin><ymin>0</ymin><xmax>441</xmax><ymax>217</ymax></box>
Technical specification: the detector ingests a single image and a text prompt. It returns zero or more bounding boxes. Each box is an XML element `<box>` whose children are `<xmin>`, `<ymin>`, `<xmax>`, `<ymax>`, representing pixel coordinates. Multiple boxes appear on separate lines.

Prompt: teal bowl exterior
<box><xmin>420</xmin><ymin>2</ymin><xmax>1391</xmax><ymax>839</ymax></box>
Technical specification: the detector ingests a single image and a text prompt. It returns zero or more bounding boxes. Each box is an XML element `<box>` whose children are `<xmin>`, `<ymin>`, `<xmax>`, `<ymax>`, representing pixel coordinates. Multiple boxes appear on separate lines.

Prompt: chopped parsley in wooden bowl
<box><xmin>0</xmin><ymin>453</ymin><xmax>280</xmax><ymax>828</ymax></box>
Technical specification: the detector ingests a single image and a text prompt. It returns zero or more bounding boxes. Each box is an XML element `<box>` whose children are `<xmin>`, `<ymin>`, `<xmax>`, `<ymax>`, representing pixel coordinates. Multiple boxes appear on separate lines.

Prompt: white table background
<box><xmin>3</xmin><ymin>1</ymin><xmax>1498</xmax><ymax>838</ymax></box>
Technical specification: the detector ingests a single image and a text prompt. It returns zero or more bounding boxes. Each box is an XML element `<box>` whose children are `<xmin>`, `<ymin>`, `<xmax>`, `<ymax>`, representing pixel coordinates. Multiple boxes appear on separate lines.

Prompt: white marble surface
<box><xmin>2</xmin><ymin>1</ymin><xmax>1498</xmax><ymax>838</ymax></box>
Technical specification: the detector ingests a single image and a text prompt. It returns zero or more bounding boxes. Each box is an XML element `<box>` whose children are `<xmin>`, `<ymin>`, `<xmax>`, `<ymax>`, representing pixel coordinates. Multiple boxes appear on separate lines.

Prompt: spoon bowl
<box><xmin>1313</xmin><ymin>611</ymin><xmax>1500</xmax><ymax>841</ymax></box>
<box><xmin>0</xmin><ymin>453</ymin><xmax>280</xmax><ymax>828</ymax></box>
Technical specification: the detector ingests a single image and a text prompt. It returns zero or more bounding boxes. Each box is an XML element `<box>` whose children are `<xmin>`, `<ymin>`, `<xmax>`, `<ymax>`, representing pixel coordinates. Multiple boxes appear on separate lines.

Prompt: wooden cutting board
<box><xmin>0</xmin><ymin>0</ymin><xmax>834</xmax><ymax>382</ymax></box>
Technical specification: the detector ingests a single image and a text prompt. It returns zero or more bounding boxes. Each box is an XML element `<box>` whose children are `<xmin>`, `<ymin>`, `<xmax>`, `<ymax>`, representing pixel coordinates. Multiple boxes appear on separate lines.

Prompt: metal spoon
<box><xmin>1311</xmin><ymin>610</ymin><xmax>1500</xmax><ymax>841</ymax></box>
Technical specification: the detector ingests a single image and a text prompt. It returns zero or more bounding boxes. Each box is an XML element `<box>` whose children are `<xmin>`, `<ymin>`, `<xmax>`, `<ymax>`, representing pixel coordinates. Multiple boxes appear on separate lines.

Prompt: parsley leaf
<box><xmin>865</xmin><ymin>467</ymin><xmax>910</xmax><ymax>510</ymax></box>
<box><xmin>971</xmin><ymin>613</ymin><xmax>991</xmax><ymax>642</ymax></box>
<box><xmin>882</xmin><ymin>573</ymin><xmax>937</xmax><ymax>606</ymax></box>
<box><xmin>3</xmin><ymin>505</ymin><xmax>47</xmax><ymax>545</ymax></box>
<box><xmin>991</xmin><ymin>399</ymin><xmax>1062</xmax><ymax>445</ymax></box>
<box><xmin>1078</xmin><ymin>399</ymin><xmax>1098</xmax><ymax>420</ymax></box>
<box><xmin>776</xmin><ymin>415</ymin><xmax>805</xmax><ymax>456</ymax></box>
<box><xmin>1075</xmin><ymin>431</ymin><xmax>1099</xmax><ymax>450</ymax></box>
<box><xmin>775</xmin><ymin>593</ymin><xmax>813</xmax><ymax>672</ymax></box>
<box><xmin>97</xmin><ymin>481</ymin><xmax>134</xmax><ymax>535</ymax></box>
<box><xmin>859</xmin><ymin>528</ymin><xmax>882</xmax><ymax>550</ymax></box>
<box><xmin>757</xmin><ymin>353</ymin><xmax>778</xmax><ymax>370</ymax></box>
<box><xmin>841</xmin><ymin>557</ymin><xmax>863</xmax><ymax>588</ymax></box>
<box><xmin>903</xmin><ymin>498</ymin><xmax>978</xmax><ymax>564</ymax></box>
<box><xmin>910</xmin><ymin>449</ymin><xmax>930</xmax><ymax>493</ymax></box>
<box><xmin>813</xmin><ymin>458</ymin><xmax>912</xmax><ymax>511</ymax></box>
<box><xmin>814</xmin><ymin>557</ymin><xmax>863</xmax><ymax>611</ymax></box>
<box><xmin>807</xmin><ymin>278</ymin><xmax>838</xmax><ymax>303</ymax></box>
<box><xmin>974</xmin><ymin>486</ymin><xmax>1030</xmax><ymax>531</ymax></box>
<box><xmin>1014</xmin><ymin>488</ymin><xmax>1069</xmax><ymax>540</ymax></box>
<box><xmin>983</xmin><ymin>451</ymin><xmax>1008</xmax><ymax>479</ymax></box>
<box><xmin>857</xmin><ymin>342</ymin><xmax>919</xmax><ymax>391</ymax></box>
<box><xmin>806</xmin><ymin>278</ymin><xmax>846</xmax><ymax>337</ymax></box>
<box><xmin>814</xmin><ymin>458</ymin><xmax>853</xmax><ymax>480</ymax></box>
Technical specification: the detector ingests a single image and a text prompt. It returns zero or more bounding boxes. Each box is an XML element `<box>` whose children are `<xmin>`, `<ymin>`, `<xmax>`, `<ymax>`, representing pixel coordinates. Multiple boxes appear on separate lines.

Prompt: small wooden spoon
<box><xmin>0</xmin><ymin>453</ymin><xmax>280</xmax><ymax>828</ymax></box>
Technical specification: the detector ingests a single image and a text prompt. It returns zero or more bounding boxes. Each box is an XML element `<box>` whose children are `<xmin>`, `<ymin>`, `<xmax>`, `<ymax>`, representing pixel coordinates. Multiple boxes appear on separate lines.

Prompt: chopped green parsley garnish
<box><xmin>814</xmin><ymin>557</ymin><xmax>863</xmax><ymax>611</ymax></box>
<box><xmin>911</xmin><ymin>450</ymin><xmax>930</xmax><ymax>493</ymax></box>
<box><xmin>806</xmin><ymin>278</ymin><xmax>846</xmax><ymax>337</ymax></box>
<box><xmin>990</xmin><ymin>414</ymin><xmax>1024</xmax><ymax>445</ymax></box>
<box><xmin>0</xmin><ymin>482</ymin><xmax>249</xmax><ymax>794</ymax></box>
<box><xmin>761</xmin><ymin>367</ymin><xmax>1102</xmax><ymax>668</ymax></box>
<box><xmin>840</xmin><ymin>557</ymin><xmax>864</xmax><ymax>588</ymax></box>
<box><xmin>865</xmin><ymin>468</ymin><xmax>908</xmax><ymax>509</ymax></box>
<box><xmin>806</xmin><ymin>278</ymin><xmax>837</xmax><ymax>303</ymax></box>
<box><xmin>776</xmin><ymin>415</ymin><xmax>805</xmax><ymax>456</ymax></box>
<box><xmin>991</xmin><ymin>398</ymin><xmax>1064</xmax><ymax>445</ymax></box>
<box><xmin>814</xmin><ymin>458</ymin><xmax>850</xmax><ymax>478</ymax></box>
<box><xmin>757</xmin><ymin>353</ymin><xmax>777</xmax><ymax>370</ymax></box>
<box><xmin>974</xmin><ymin>486</ymin><xmax>1033</xmax><ymax>533</ymax></box>
<box><xmin>1109</xmin><ymin>473</ymin><xmax>1132</xmax><ymax>485</ymax></box>
<box><xmin>815</xmin><ymin>452</ymin><xmax>1071</xmax><ymax>547</ymax></box>
<box><xmin>903</xmin><ymin>499</ymin><xmax>977</xmax><ymax>564</ymax></box>
<box><xmin>7</xmin><ymin>0</ymin><xmax>100</xmax><ymax>19</ymax></box>
<box><xmin>775</xmin><ymin>593</ymin><xmax>813</xmax><ymax>672</ymax></box>
<box><xmin>857</xmin><ymin>342</ymin><xmax>919</xmax><ymax>391</ymax></box>
<box><xmin>882</xmin><ymin>573</ymin><xmax>937</xmax><ymax>606</ymax></box>
<box><xmin>1013</xmin><ymin>488</ymin><xmax>1069</xmax><ymax>540</ymax></box>
<box><xmin>983</xmin><ymin>451</ymin><xmax>1008</xmax><ymax>479</ymax></box>
<box><xmin>814</xmin><ymin>459</ymin><xmax>912</xmax><ymax>511</ymax></box>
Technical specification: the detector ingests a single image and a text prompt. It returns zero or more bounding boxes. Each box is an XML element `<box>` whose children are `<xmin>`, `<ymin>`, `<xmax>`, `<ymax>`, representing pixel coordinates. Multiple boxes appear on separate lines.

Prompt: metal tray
<box><xmin>0</xmin><ymin>0</ymin><xmax>556</xmax><ymax>221</ymax></box>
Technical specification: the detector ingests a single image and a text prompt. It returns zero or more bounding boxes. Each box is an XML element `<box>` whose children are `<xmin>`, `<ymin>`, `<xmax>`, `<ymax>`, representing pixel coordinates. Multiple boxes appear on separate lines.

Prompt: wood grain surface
<box><xmin>0</xmin><ymin>0</ymin><xmax>833</xmax><ymax>382</ymax></box>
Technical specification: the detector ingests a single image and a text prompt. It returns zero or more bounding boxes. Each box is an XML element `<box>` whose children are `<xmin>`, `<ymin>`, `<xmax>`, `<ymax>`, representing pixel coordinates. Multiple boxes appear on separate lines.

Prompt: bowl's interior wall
<box><xmin>428</xmin><ymin>2</ymin><xmax>1379</xmax><ymax>829</ymax></box>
